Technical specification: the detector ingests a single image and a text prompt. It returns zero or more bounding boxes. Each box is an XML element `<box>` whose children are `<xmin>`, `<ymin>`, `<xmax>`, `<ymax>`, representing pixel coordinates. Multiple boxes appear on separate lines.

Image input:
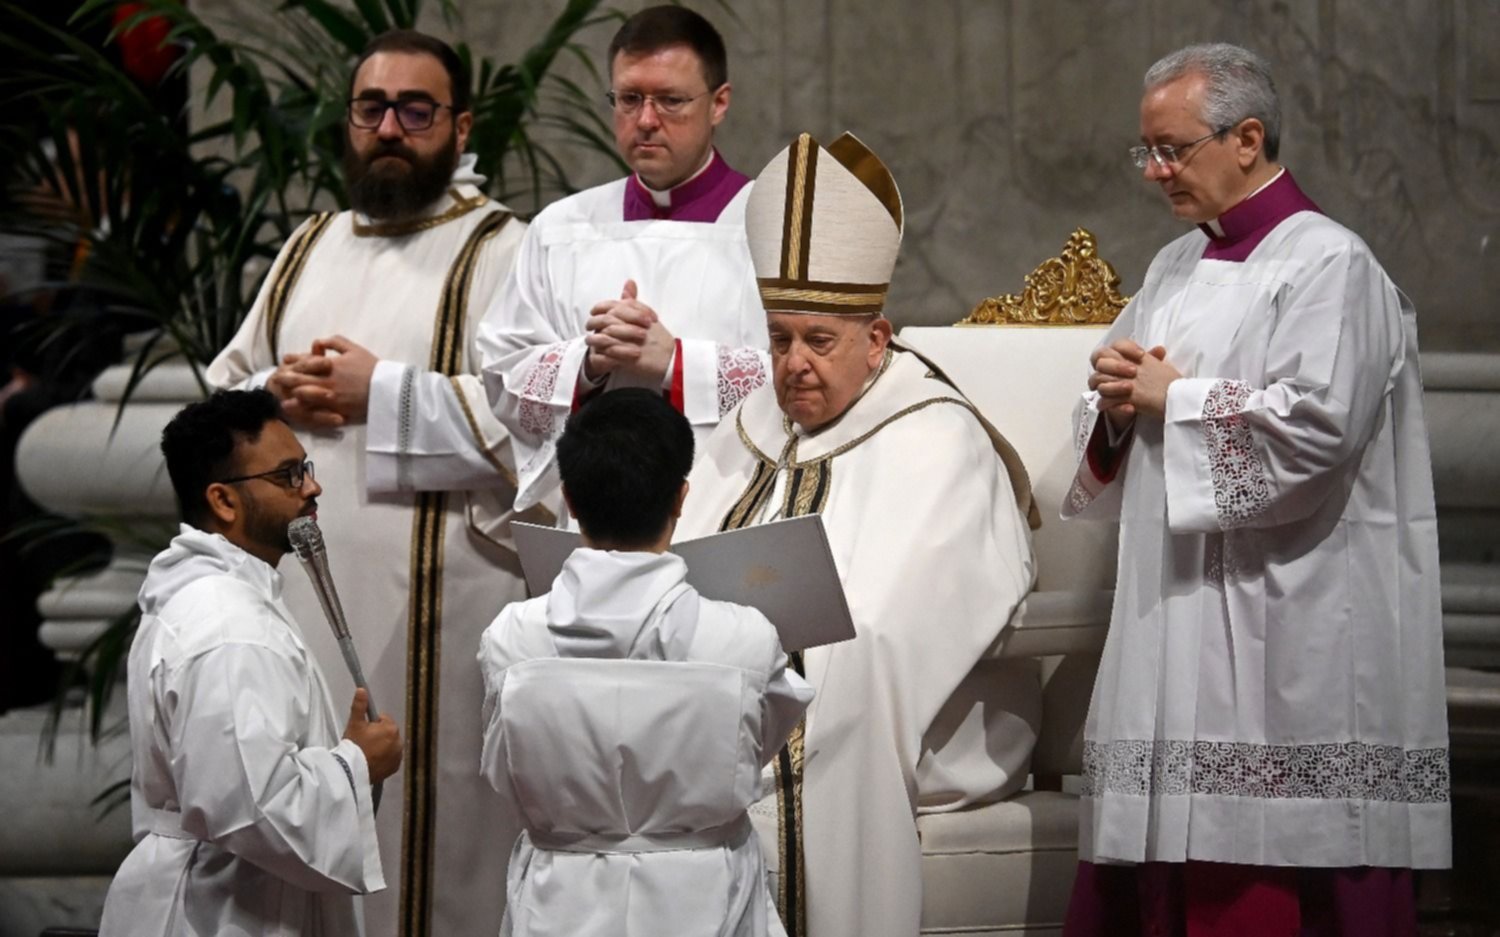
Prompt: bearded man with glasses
<box><xmin>206</xmin><ymin>28</ymin><xmax>543</xmax><ymax>937</ymax></box>
<box><xmin>1061</xmin><ymin>42</ymin><xmax>1449</xmax><ymax>937</ymax></box>
<box><xmin>474</xmin><ymin>5</ymin><xmax>771</xmax><ymax>515</ymax></box>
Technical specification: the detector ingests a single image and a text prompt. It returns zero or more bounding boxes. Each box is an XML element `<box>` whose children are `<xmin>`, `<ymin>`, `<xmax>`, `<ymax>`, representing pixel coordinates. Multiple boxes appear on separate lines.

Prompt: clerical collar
<box><xmin>1197</xmin><ymin>168</ymin><xmax>1321</xmax><ymax>262</ymax></box>
<box><xmin>623</xmin><ymin>149</ymin><xmax>750</xmax><ymax>222</ymax></box>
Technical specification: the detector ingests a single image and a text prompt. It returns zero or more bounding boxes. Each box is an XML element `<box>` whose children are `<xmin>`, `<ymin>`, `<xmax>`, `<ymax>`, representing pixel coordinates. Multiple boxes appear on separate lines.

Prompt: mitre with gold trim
<box><xmin>745</xmin><ymin>132</ymin><xmax>904</xmax><ymax>316</ymax></box>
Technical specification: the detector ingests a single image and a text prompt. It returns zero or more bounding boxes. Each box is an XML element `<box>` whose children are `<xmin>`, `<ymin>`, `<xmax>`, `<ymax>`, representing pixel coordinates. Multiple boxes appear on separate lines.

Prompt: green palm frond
<box><xmin>3</xmin><ymin>0</ymin><xmax>625</xmax><ymax>804</ymax></box>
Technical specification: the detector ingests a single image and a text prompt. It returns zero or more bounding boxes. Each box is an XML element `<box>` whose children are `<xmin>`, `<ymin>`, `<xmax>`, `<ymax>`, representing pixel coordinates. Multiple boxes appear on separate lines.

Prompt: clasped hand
<box><xmin>266</xmin><ymin>335</ymin><xmax>378</xmax><ymax>428</ymax></box>
<box><xmin>583</xmin><ymin>279</ymin><xmax>676</xmax><ymax>383</ymax></box>
<box><xmin>1088</xmin><ymin>338</ymin><xmax>1181</xmax><ymax>427</ymax></box>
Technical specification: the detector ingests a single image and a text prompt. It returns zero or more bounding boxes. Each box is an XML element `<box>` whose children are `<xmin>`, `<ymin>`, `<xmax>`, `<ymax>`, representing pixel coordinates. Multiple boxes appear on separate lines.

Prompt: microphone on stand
<box><xmin>288</xmin><ymin>516</ymin><xmax>382</xmax><ymax>811</ymax></box>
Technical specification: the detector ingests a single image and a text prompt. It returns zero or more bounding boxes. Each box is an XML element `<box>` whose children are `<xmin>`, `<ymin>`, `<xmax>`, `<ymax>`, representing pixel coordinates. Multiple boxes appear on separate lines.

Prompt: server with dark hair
<box><xmin>479</xmin><ymin>388</ymin><xmax>813</xmax><ymax>937</ymax></box>
<box><xmin>555</xmin><ymin>387</ymin><xmax>696</xmax><ymax>547</ymax></box>
<box><xmin>101</xmin><ymin>390</ymin><xmax>402</xmax><ymax>936</ymax></box>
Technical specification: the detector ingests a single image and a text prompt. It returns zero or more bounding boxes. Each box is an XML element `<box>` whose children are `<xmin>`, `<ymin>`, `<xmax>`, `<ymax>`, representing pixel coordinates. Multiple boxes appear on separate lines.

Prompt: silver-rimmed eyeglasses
<box><xmin>605</xmin><ymin>89</ymin><xmax>709</xmax><ymax>117</ymax></box>
<box><xmin>219</xmin><ymin>460</ymin><xmax>315</xmax><ymax>490</ymax></box>
<box><xmin>1129</xmin><ymin>127</ymin><xmax>1229</xmax><ymax>169</ymax></box>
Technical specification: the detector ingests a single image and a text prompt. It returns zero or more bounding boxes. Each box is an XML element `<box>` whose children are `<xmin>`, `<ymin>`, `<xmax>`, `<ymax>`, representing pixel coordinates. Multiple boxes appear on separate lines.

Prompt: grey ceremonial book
<box><xmin>511</xmin><ymin>515</ymin><xmax>856</xmax><ymax>652</ymax></box>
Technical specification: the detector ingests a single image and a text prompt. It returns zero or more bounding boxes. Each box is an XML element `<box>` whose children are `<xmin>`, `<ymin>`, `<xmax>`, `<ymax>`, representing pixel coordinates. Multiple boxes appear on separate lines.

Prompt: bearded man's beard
<box><xmin>240</xmin><ymin>493</ymin><xmax>301</xmax><ymax>559</ymax></box>
<box><xmin>344</xmin><ymin>130</ymin><xmax>458</xmax><ymax>221</ymax></box>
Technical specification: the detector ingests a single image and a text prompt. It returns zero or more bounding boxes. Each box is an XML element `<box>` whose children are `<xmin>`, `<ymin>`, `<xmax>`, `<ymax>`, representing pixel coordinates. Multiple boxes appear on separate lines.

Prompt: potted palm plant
<box><xmin>0</xmin><ymin>3</ymin><xmax>624</xmax><ymax>920</ymax></box>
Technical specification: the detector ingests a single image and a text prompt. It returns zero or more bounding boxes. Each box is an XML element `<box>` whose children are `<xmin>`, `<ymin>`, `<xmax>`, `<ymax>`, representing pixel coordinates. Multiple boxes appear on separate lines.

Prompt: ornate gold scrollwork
<box><xmin>959</xmin><ymin>228</ymin><xmax>1128</xmax><ymax>326</ymax></box>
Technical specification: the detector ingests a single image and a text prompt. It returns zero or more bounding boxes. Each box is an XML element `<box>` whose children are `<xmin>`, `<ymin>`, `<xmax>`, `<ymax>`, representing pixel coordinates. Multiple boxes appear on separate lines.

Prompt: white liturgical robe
<box><xmin>207</xmin><ymin>156</ymin><xmax>536</xmax><ymax>936</ymax></box>
<box><xmin>477</xmin><ymin>153</ymin><xmax>769</xmax><ymax>511</ymax></box>
<box><xmin>677</xmin><ymin>347</ymin><xmax>1040</xmax><ymax>937</ymax></box>
<box><xmin>101</xmin><ymin>526</ymin><xmax>382</xmax><ymax>937</ymax></box>
<box><xmin>479</xmin><ymin>548</ymin><xmax>812</xmax><ymax>937</ymax></box>
<box><xmin>1064</xmin><ymin>175</ymin><xmax>1451</xmax><ymax>870</ymax></box>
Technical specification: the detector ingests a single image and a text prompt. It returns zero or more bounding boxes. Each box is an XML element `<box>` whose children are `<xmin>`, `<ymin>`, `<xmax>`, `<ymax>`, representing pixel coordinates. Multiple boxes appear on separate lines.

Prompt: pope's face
<box><xmin>610</xmin><ymin>44</ymin><xmax>729</xmax><ymax>190</ymax></box>
<box><xmin>1139</xmin><ymin>72</ymin><xmax>1251</xmax><ymax>223</ymax></box>
<box><xmin>768</xmin><ymin>313</ymin><xmax>892</xmax><ymax>432</ymax></box>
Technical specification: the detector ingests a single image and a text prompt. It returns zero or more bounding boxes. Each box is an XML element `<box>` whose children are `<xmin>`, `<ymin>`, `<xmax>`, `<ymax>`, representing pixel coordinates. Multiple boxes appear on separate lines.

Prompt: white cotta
<box><xmin>1063</xmin><ymin>210</ymin><xmax>1452</xmax><ymax>869</ymax></box>
<box><xmin>479</xmin><ymin>548</ymin><xmax>812</xmax><ymax>937</ymax></box>
<box><xmin>476</xmin><ymin>175</ymin><xmax>769</xmax><ymax>511</ymax></box>
<box><xmin>676</xmin><ymin>348</ymin><xmax>1040</xmax><ymax>937</ymax></box>
<box><xmin>207</xmin><ymin>156</ymin><xmax>535</xmax><ymax>937</ymax></box>
<box><xmin>100</xmin><ymin>526</ymin><xmax>382</xmax><ymax>937</ymax></box>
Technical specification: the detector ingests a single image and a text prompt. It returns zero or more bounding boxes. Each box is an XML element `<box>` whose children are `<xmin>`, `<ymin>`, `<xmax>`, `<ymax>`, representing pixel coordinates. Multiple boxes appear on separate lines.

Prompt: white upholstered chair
<box><xmin>903</xmin><ymin>230</ymin><xmax>1126</xmax><ymax>936</ymax></box>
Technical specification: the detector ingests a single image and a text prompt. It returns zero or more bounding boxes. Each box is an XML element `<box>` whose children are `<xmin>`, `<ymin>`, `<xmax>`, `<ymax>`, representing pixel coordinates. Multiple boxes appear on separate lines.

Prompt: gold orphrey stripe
<box><xmin>780</xmin><ymin>134</ymin><xmax>817</xmax><ymax>281</ymax></box>
<box><xmin>264</xmin><ymin>212</ymin><xmax>335</xmax><ymax>361</ymax></box>
<box><xmin>398</xmin><ymin>208</ymin><xmax>512</xmax><ymax>937</ymax></box>
<box><xmin>718</xmin><ymin>445</ymin><xmax>830</xmax><ymax>937</ymax></box>
<box><xmin>759</xmin><ymin>284</ymin><xmax>887</xmax><ymax>309</ymax></box>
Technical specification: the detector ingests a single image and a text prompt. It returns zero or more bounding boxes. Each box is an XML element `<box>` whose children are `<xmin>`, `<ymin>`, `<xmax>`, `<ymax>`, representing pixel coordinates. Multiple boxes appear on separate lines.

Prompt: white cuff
<box><xmin>366</xmin><ymin>360</ymin><xmax>412</xmax><ymax>493</ymax></box>
<box><xmin>332</xmin><ymin>737</ymin><xmax>386</xmax><ymax>891</ymax></box>
<box><xmin>680</xmin><ymin>338</ymin><xmax>720</xmax><ymax>424</ymax></box>
<box><xmin>245</xmin><ymin>366</ymin><xmax>275</xmax><ymax>391</ymax></box>
<box><xmin>1162</xmin><ymin>377</ymin><xmax>1220</xmax><ymax>532</ymax></box>
<box><xmin>659</xmin><ymin>345</ymin><xmax>677</xmax><ymax>391</ymax></box>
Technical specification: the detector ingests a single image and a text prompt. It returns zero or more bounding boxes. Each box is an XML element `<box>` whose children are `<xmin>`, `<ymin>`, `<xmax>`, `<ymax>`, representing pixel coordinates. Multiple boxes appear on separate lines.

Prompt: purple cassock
<box><xmin>622</xmin><ymin>149</ymin><xmax>750</xmax><ymax>223</ymax></box>
<box><xmin>1196</xmin><ymin>170</ymin><xmax>1322</xmax><ymax>262</ymax></box>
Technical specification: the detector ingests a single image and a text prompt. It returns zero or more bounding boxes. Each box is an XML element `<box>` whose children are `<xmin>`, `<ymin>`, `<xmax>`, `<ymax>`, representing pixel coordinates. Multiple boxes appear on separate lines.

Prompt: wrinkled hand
<box><xmin>1088</xmin><ymin>339</ymin><xmax>1178</xmax><ymax>424</ymax></box>
<box><xmin>343</xmin><ymin>688</ymin><xmax>403</xmax><ymax>784</ymax></box>
<box><xmin>584</xmin><ymin>280</ymin><xmax>676</xmax><ymax>383</ymax></box>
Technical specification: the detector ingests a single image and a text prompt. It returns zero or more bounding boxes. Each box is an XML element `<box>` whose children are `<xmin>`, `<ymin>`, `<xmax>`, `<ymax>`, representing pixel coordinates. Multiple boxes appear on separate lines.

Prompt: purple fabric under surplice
<box><xmin>620</xmin><ymin>148</ymin><xmax>750</xmax><ymax>223</ymax></box>
<box><xmin>1196</xmin><ymin>170</ymin><xmax>1322</xmax><ymax>263</ymax></box>
<box><xmin>1061</xmin><ymin>860</ymin><xmax>1417</xmax><ymax>937</ymax></box>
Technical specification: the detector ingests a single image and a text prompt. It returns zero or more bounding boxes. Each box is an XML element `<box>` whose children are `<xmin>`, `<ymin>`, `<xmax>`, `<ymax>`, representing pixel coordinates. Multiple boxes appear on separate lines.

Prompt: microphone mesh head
<box><xmin>287</xmin><ymin>516</ymin><xmax>323</xmax><ymax>560</ymax></box>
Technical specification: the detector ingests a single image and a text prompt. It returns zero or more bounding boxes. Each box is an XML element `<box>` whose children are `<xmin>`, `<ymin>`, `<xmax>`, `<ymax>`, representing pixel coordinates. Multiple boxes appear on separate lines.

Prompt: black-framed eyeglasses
<box><xmin>605</xmin><ymin>89</ymin><xmax>710</xmax><ymax>117</ymax></box>
<box><xmin>1129</xmin><ymin>127</ymin><xmax>1230</xmax><ymax>169</ymax></box>
<box><xmin>218</xmin><ymin>460</ymin><xmax>315</xmax><ymax>490</ymax></box>
<box><xmin>347</xmin><ymin>98</ymin><xmax>454</xmax><ymax>132</ymax></box>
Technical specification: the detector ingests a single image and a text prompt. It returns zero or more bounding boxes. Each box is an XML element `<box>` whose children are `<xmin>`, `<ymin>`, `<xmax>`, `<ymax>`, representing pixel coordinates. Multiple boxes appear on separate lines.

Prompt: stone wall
<box><xmin>194</xmin><ymin>0</ymin><xmax>1500</xmax><ymax>345</ymax></box>
<box><xmin>461</xmin><ymin>0</ymin><xmax>1500</xmax><ymax>347</ymax></box>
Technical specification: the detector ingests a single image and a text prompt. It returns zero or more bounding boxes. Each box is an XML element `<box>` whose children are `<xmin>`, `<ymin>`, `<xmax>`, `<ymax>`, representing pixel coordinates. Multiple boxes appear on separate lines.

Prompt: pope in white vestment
<box><xmin>479</xmin><ymin>547</ymin><xmax>813</xmax><ymax>937</ymax></box>
<box><xmin>1063</xmin><ymin>166</ymin><xmax>1452</xmax><ymax>872</ymax></box>
<box><xmin>207</xmin><ymin>155</ymin><xmax>537</xmax><ymax>935</ymax></box>
<box><xmin>677</xmin><ymin>133</ymin><xmax>1042</xmax><ymax>937</ymax></box>
<box><xmin>477</xmin><ymin>148</ymin><xmax>769</xmax><ymax>511</ymax></box>
<box><xmin>101</xmin><ymin>525</ymin><xmax>384</xmax><ymax>936</ymax></box>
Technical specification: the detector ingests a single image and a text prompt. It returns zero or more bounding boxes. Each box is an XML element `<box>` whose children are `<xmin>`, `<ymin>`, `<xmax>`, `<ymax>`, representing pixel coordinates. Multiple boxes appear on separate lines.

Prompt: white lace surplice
<box><xmin>1064</xmin><ymin>211</ymin><xmax>1451</xmax><ymax>869</ymax></box>
<box><xmin>477</xmin><ymin>178</ymin><xmax>769</xmax><ymax>510</ymax></box>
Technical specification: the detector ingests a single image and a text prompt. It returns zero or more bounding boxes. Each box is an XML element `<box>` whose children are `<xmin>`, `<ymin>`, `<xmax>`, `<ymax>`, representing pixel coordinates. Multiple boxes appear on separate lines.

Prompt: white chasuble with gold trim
<box><xmin>677</xmin><ymin>348</ymin><xmax>1040</xmax><ymax>937</ymax></box>
<box><xmin>208</xmin><ymin>163</ymin><xmax>531</xmax><ymax>937</ymax></box>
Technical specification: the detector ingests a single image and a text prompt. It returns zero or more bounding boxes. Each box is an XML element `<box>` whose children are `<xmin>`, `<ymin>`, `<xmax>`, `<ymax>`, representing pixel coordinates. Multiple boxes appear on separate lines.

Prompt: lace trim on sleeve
<box><xmin>1203</xmin><ymin>379</ymin><xmax>1273</xmax><ymax>529</ymax></box>
<box><xmin>716</xmin><ymin>346</ymin><xmax>768</xmax><ymax>417</ymax></box>
<box><xmin>518</xmin><ymin>343</ymin><xmax>568</xmax><ymax>439</ymax></box>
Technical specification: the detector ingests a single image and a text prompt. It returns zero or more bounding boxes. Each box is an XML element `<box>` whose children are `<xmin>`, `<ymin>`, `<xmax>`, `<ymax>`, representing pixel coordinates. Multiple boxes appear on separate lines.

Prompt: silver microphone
<box><xmin>289</xmin><ymin>516</ymin><xmax>383</xmax><ymax>812</ymax></box>
<box><xmin>288</xmin><ymin>517</ymin><xmax>379</xmax><ymax>721</ymax></box>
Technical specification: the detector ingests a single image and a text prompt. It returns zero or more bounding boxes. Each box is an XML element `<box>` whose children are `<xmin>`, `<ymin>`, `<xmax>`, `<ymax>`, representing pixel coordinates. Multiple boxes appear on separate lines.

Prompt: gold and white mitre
<box><xmin>746</xmin><ymin>132</ymin><xmax>904</xmax><ymax>316</ymax></box>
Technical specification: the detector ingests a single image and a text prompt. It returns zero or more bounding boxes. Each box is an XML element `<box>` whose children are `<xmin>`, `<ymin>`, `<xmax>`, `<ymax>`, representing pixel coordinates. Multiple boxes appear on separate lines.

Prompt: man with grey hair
<box><xmin>1061</xmin><ymin>42</ymin><xmax>1449</xmax><ymax>936</ymax></box>
<box><xmin>678</xmin><ymin>132</ymin><xmax>1040</xmax><ymax>937</ymax></box>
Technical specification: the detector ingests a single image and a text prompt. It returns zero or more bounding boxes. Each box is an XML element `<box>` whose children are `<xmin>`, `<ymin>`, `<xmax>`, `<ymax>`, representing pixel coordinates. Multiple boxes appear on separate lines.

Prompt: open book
<box><xmin>512</xmin><ymin>515</ymin><xmax>856</xmax><ymax>652</ymax></box>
